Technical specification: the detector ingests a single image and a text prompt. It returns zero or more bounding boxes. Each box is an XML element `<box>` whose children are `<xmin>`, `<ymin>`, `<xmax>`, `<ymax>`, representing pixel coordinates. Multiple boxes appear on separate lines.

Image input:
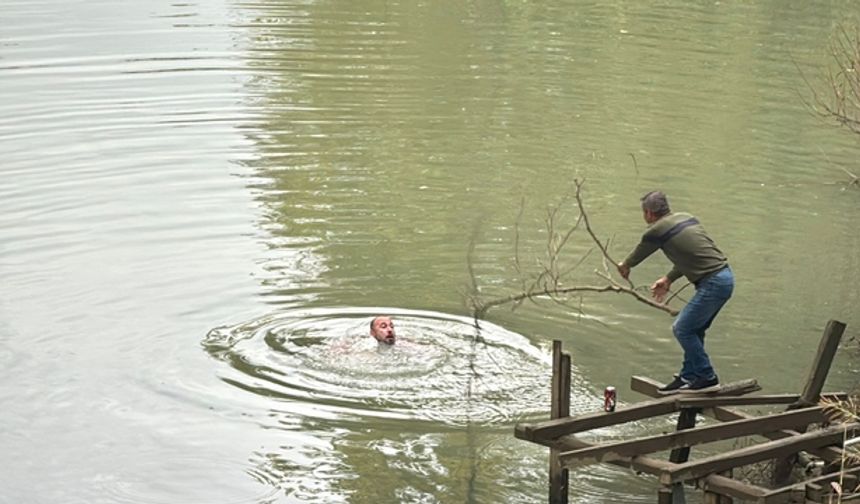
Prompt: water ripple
<box><xmin>204</xmin><ymin>307</ymin><xmax>600</xmax><ymax>426</ymax></box>
<box><xmin>98</xmin><ymin>456</ymin><xmax>281</xmax><ymax>504</ymax></box>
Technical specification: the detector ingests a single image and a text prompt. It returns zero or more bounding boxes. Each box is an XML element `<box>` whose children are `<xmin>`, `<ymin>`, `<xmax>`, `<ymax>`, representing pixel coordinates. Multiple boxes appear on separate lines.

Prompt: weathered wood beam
<box><xmin>554</xmin><ymin>434</ymin><xmax>675</xmax><ymax>476</ymax></box>
<box><xmin>558</xmin><ymin>406</ymin><xmax>826</xmax><ymax>468</ymax></box>
<box><xmin>660</xmin><ymin>423</ymin><xmax>859</xmax><ymax>485</ymax></box>
<box><xmin>699</xmin><ymin>473</ymin><xmax>767</xmax><ymax>502</ymax></box>
<box><xmin>554</xmin><ymin>435</ymin><xmax>771</xmax><ymax>502</ymax></box>
<box><xmin>805</xmin><ymin>482</ymin><xmax>825</xmax><ymax>502</ymax></box>
<box><xmin>711</xmin><ymin>406</ymin><xmax>846</xmax><ymax>464</ymax></box>
<box><xmin>680</xmin><ymin>395</ymin><xmax>811</xmax><ymax>408</ymax></box>
<box><xmin>761</xmin><ymin>465</ymin><xmax>860</xmax><ymax>503</ymax></box>
<box><xmin>633</xmin><ymin>375</ymin><xmax>847</xmax><ymax>463</ymax></box>
<box><xmin>631</xmin><ymin>375</ymin><xmax>761</xmax><ymax>398</ymax></box>
<box><xmin>515</xmin><ymin>396</ymin><xmax>679</xmax><ymax>445</ymax></box>
<box><xmin>632</xmin><ymin>375</ymin><xmax>846</xmax><ymax>406</ymax></box>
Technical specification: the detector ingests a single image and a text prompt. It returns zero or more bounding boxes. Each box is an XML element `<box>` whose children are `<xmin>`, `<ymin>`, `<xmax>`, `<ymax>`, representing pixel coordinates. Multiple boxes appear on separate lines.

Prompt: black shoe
<box><xmin>678</xmin><ymin>375</ymin><xmax>720</xmax><ymax>394</ymax></box>
<box><xmin>658</xmin><ymin>376</ymin><xmax>687</xmax><ymax>395</ymax></box>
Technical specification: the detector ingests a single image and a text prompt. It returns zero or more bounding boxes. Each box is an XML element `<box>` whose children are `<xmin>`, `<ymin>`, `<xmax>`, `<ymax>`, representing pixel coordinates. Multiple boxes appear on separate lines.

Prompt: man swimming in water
<box><xmin>370</xmin><ymin>316</ymin><xmax>396</xmax><ymax>345</ymax></box>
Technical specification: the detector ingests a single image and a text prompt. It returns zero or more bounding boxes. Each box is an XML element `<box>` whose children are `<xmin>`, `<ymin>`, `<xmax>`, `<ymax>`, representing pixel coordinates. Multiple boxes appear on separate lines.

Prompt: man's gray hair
<box><xmin>640</xmin><ymin>191</ymin><xmax>670</xmax><ymax>217</ymax></box>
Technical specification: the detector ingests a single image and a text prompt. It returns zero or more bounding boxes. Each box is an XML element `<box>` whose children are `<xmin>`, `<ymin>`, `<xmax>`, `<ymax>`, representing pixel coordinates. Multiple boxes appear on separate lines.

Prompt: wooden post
<box><xmin>658</xmin><ymin>487</ymin><xmax>672</xmax><ymax>504</ymax></box>
<box><xmin>702</xmin><ymin>491</ymin><xmax>720</xmax><ymax>504</ymax></box>
<box><xmin>670</xmin><ymin>409</ymin><xmax>700</xmax><ymax>463</ymax></box>
<box><xmin>718</xmin><ymin>470</ymin><xmax>733</xmax><ymax>504</ymax></box>
<box><xmin>549</xmin><ymin>341</ymin><xmax>571</xmax><ymax>504</ymax></box>
<box><xmin>773</xmin><ymin>320</ymin><xmax>847</xmax><ymax>485</ymax></box>
<box><xmin>798</xmin><ymin>320</ymin><xmax>846</xmax><ymax>406</ymax></box>
<box><xmin>668</xmin><ymin>407</ymin><xmax>699</xmax><ymax>503</ymax></box>
<box><xmin>560</xmin><ymin>352</ymin><xmax>571</xmax><ymax>419</ymax></box>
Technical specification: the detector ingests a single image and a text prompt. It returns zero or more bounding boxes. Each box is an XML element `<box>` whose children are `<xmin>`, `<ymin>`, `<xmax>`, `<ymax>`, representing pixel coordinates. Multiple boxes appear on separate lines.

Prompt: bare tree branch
<box><xmin>467</xmin><ymin>180</ymin><xmax>682</xmax><ymax>321</ymax></box>
<box><xmin>800</xmin><ymin>22</ymin><xmax>860</xmax><ymax>147</ymax></box>
<box><xmin>572</xmin><ymin>178</ymin><xmax>635</xmax><ymax>289</ymax></box>
<box><xmin>473</xmin><ymin>283</ymin><xmax>678</xmax><ymax>319</ymax></box>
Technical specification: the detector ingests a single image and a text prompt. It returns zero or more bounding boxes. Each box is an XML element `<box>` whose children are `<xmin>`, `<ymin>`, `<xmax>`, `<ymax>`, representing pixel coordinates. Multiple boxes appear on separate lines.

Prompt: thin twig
<box><xmin>818</xmin><ymin>146</ymin><xmax>859</xmax><ymax>187</ymax></box>
<box><xmin>573</xmin><ymin>178</ymin><xmax>635</xmax><ymax>289</ymax></box>
<box><xmin>629</xmin><ymin>152</ymin><xmax>639</xmax><ymax>176</ymax></box>
<box><xmin>665</xmin><ymin>281</ymin><xmax>692</xmax><ymax>304</ymax></box>
<box><xmin>514</xmin><ymin>196</ymin><xmax>525</xmax><ymax>276</ymax></box>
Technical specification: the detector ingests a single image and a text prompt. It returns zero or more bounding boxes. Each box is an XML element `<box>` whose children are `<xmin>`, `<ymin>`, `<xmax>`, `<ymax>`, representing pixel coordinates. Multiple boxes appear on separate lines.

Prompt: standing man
<box><xmin>617</xmin><ymin>191</ymin><xmax>734</xmax><ymax>394</ymax></box>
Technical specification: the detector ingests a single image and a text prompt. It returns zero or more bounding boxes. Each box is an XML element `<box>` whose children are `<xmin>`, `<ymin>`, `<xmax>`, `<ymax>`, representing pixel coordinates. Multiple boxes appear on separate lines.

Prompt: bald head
<box><xmin>370</xmin><ymin>316</ymin><xmax>396</xmax><ymax>345</ymax></box>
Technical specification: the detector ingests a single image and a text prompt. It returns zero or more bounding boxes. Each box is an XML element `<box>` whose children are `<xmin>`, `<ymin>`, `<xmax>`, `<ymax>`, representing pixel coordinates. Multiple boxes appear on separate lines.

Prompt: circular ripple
<box><xmin>204</xmin><ymin>307</ymin><xmax>598</xmax><ymax>426</ymax></box>
<box><xmin>99</xmin><ymin>457</ymin><xmax>280</xmax><ymax>504</ymax></box>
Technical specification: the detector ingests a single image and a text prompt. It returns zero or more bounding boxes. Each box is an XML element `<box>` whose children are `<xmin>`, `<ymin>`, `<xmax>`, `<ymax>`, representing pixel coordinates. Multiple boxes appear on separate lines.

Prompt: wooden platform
<box><xmin>515</xmin><ymin>320</ymin><xmax>856</xmax><ymax>504</ymax></box>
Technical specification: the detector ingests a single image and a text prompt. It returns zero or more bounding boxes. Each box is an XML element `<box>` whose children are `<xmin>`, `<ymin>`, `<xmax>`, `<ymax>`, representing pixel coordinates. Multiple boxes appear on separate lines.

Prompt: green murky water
<box><xmin>2</xmin><ymin>1</ymin><xmax>859</xmax><ymax>502</ymax></box>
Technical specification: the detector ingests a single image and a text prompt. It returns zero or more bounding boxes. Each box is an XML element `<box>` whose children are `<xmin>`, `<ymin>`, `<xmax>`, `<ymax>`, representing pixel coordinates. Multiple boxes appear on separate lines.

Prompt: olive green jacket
<box><xmin>623</xmin><ymin>212</ymin><xmax>728</xmax><ymax>284</ymax></box>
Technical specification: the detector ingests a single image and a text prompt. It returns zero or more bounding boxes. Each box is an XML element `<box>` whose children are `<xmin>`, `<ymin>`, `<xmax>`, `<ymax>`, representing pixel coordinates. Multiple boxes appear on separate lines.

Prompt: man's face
<box><xmin>371</xmin><ymin>317</ymin><xmax>396</xmax><ymax>345</ymax></box>
<box><xmin>643</xmin><ymin>209</ymin><xmax>657</xmax><ymax>224</ymax></box>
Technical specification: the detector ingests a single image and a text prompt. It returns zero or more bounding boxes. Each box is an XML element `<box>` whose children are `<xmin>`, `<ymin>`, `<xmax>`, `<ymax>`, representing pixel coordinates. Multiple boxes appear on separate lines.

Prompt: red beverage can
<box><xmin>604</xmin><ymin>386</ymin><xmax>617</xmax><ymax>412</ymax></box>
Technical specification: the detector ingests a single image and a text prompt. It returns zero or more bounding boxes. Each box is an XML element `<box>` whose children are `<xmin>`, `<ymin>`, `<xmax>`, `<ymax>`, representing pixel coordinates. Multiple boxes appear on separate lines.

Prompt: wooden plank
<box><xmin>680</xmin><ymin>395</ymin><xmax>806</xmax><ymax>408</ymax></box>
<box><xmin>660</xmin><ymin>423</ymin><xmax>859</xmax><ymax>485</ymax></box>
<box><xmin>633</xmin><ymin>375</ymin><xmax>847</xmax><ymax>463</ymax></box>
<box><xmin>701</xmin><ymin>474</ymin><xmax>759</xmax><ymax>503</ymax></box>
<box><xmin>554</xmin><ymin>435</ymin><xmax>773</xmax><ymax>502</ymax></box>
<box><xmin>711</xmin><ymin>407</ymin><xmax>846</xmax><ymax>464</ymax></box>
<box><xmin>631</xmin><ymin>375</ymin><xmax>844</xmax><ymax>466</ymax></box>
<box><xmin>762</xmin><ymin>485</ymin><xmax>806</xmax><ymax>504</ymax></box>
<box><xmin>762</xmin><ymin>466</ymin><xmax>860</xmax><ymax>503</ymax></box>
<box><xmin>632</xmin><ymin>376</ymin><xmax>845</xmax><ymax>405</ymax></box>
<box><xmin>631</xmin><ymin>376</ymin><xmax>761</xmax><ymax>398</ymax></box>
<box><xmin>554</xmin><ymin>434</ymin><xmax>675</xmax><ymax>477</ymax></box>
<box><xmin>805</xmin><ymin>482</ymin><xmax>824</xmax><ymax>501</ymax></box>
<box><xmin>558</xmin><ymin>406</ymin><xmax>826</xmax><ymax>468</ymax></box>
<box><xmin>516</xmin><ymin>397</ymin><xmax>679</xmax><ymax>444</ymax></box>
<box><xmin>682</xmin><ymin>393</ymin><xmax>847</xmax><ymax>409</ymax></box>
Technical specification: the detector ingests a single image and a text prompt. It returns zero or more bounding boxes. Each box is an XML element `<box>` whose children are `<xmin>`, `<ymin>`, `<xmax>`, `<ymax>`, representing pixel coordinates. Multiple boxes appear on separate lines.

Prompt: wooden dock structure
<box><xmin>515</xmin><ymin>320</ymin><xmax>857</xmax><ymax>503</ymax></box>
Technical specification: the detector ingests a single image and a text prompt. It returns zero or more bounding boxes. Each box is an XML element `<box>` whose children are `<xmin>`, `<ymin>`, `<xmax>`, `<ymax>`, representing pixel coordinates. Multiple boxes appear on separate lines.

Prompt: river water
<box><xmin>2</xmin><ymin>1</ymin><xmax>860</xmax><ymax>503</ymax></box>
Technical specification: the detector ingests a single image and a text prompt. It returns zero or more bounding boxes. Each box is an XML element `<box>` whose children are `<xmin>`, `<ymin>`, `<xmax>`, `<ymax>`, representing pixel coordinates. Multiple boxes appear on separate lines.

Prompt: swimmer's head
<box><xmin>370</xmin><ymin>316</ymin><xmax>396</xmax><ymax>345</ymax></box>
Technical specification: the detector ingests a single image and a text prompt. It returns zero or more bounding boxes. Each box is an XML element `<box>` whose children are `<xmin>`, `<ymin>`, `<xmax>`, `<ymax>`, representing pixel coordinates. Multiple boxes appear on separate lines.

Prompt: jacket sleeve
<box><xmin>666</xmin><ymin>265</ymin><xmax>683</xmax><ymax>282</ymax></box>
<box><xmin>623</xmin><ymin>238</ymin><xmax>659</xmax><ymax>268</ymax></box>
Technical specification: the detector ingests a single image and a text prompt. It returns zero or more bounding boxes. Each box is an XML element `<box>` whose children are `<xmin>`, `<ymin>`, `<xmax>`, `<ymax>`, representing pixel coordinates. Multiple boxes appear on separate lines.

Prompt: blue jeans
<box><xmin>672</xmin><ymin>266</ymin><xmax>734</xmax><ymax>381</ymax></box>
